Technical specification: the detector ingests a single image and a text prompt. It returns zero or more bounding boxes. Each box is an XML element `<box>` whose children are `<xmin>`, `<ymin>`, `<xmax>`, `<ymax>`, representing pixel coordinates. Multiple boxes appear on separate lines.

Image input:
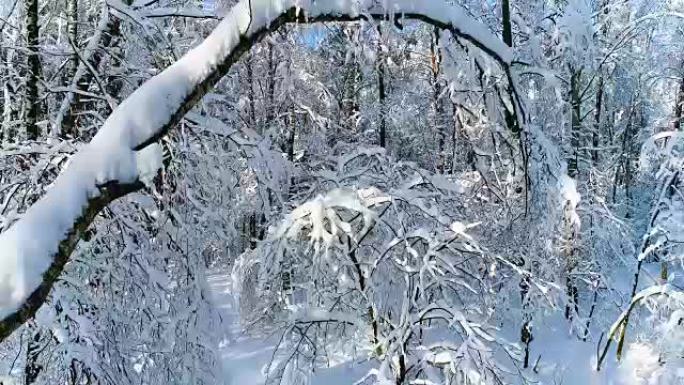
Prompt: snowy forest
<box><xmin>0</xmin><ymin>0</ymin><xmax>683</xmax><ymax>384</ymax></box>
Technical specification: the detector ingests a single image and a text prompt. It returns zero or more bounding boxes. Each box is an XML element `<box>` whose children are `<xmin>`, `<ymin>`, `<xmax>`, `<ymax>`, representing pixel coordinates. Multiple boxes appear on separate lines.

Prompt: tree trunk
<box><xmin>2</xmin><ymin>29</ymin><xmax>19</xmax><ymax>142</ymax></box>
<box><xmin>592</xmin><ymin>76</ymin><xmax>603</xmax><ymax>164</ymax></box>
<box><xmin>500</xmin><ymin>0</ymin><xmax>519</xmax><ymax>136</ymax></box>
<box><xmin>673</xmin><ymin>76</ymin><xmax>684</xmax><ymax>131</ymax></box>
<box><xmin>615</xmin><ymin>103</ymin><xmax>638</xmax><ymax>211</ymax></box>
<box><xmin>377</xmin><ymin>25</ymin><xmax>387</xmax><ymax>148</ymax></box>
<box><xmin>396</xmin><ymin>353</ymin><xmax>406</xmax><ymax>385</ymax></box>
<box><xmin>564</xmin><ymin>68</ymin><xmax>582</xmax><ymax>321</ymax></box>
<box><xmin>55</xmin><ymin>4</ymin><xmax>122</xmax><ymax>137</ymax></box>
<box><xmin>568</xmin><ymin>69</ymin><xmax>582</xmax><ymax>178</ymax></box>
<box><xmin>287</xmin><ymin>103</ymin><xmax>296</xmax><ymax>162</ymax></box>
<box><xmin>24</xmin><ymin>0</ymin><xmax>41</xmax><ymax>140</ymax></box>
<box><xmin>340</xmin><ymin>25</ymin><xmax>361</xmax><ymax>135</ymax></box>
<box><xmin>61</xmin><ymin>0</ymin><xmax>79</xmax><ymax>138</ymax></box>
<box><xmin>246</xmin><ymin>53</ymin><xmax>256</xmax><ymax>130</ymax></box>
<box><xmin>430</xmin><ymin>27</ymin><xmax>445</xmax><ymax>172</ymax></box>
<box><xmin>103</xmin><ymin>9</ymin><xmax>128</xmax><ymax>97</ymax></box>
<box><xmin>450</xmin><ymin>103</ymin><xmax>458</xmax><ymax>173</ymax></box>
<box><xmin>502</xmin><ymin>0</ymin><xmax>512</xmax><ymax>47</ymax></box>
<box><xmin>266</xmin><ymin>40</ymin><xmax>276</xmax><ymax>127</ymax></box>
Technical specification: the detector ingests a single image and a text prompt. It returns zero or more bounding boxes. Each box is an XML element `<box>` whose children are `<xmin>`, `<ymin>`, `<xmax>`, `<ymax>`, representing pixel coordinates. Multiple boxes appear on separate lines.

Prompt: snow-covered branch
<box><xmin>140</xmin><ymin>7</ymin><xmax>219</xmax><ymax>19</ymax></box>
<box><xmin>0</xmin><ymin>0</ymin><xmax>513</xmax><ymax>341</ymax></box>
<box><xmin>596</xmin><ymin>284</ymin><xmax>684</xmax><ymax>370</ymax></box>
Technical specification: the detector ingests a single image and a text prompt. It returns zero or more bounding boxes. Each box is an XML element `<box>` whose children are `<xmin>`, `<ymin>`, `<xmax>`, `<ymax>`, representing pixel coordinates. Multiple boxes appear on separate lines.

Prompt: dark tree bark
<box><xmin>673</xmin><ymin>76</ymin><xmax>684</xmax><ymax>130</ymax></box>
<box><xmin>564</xmin><ymin>68</ymin><xmax>582</xmax><ymax>321</ymax></box>
<box><xmin>450</xmin><ymin>103</ymin><xmax>459</xmax><ymax>173</ymax></box>
<box><xmin>591</xmin><ymin>0</ymin><xmax>610</xmax><ymax>163</ymax></box>
<box><xmin>266</xmin><ymin>40</ymin><xmax>276</xmax><ymax>126</ymax></box>
<box><xmin>396</xmin><ymin>353</ymin><xmax>407</xmax><ymax>385</ymax></box>
<box><xmin>246</xmin><ymin>53</ymin><xmax>256</xmax><ymax>130</ymax></box>
<box><xmin>568</xmin><ymin>69</ymin><xmax>582</xmax><ymax>178</ymax></box>
<box><xmin>430</xmin><ymin>27</ymin><xmax>445</xmax><ymax>172</ymax></box>
<box><xmin>61</xmin><ymin>0</ymin><xmax>79</xmax><ymax>138</ymax></box>
<box><xmin>1</xmin><ymin>32</ymin><xmax>20</xmax><ymax>142</ymax></box>
<box><xmin>500</xmin><ymin>0</ymin><xmax>519</xmax><ymax>136</ymax></box>
<box><xmin>104</xmin><ymin>9</ymin><xmax>129</xmax><ymax>98</ymax></box>
<box><xmin>592</xmin><ymin>76</ymin><xmax>603</xmax><ymax>164</ymax></box>
<box><xmin>521</xmin><ymin>319</ymin><xmax>533</xmax><ymax>368</ymax></box>
<box><xmin>67</xmin><ymin>0</ymin><xmax>80</xmax><ymax>80</ymax></box>
<box><xmin>287</xmin><ymin>103</ymin><xmax>296</xmax><ymax>162</ymax></box>
<box><xmin>377</xmin><ymin>25</ymin><xmax>387</xmax><ymax>148</ymax></box>
<box><xmin>57</xmin><ymin>5</ymin><xmax>126</xmax><ymax>137</ymax></box>
<box><xmin>24</xmin><ymin>0</ymin><xmax>41</xmax><ymax>140</ymax></box>
<box><xmin>502</xmin><ymin>0</ymin><xmax>513</xmax><ymax>47</ymax></box>
<box><xmin>613</xmin><ymin>102</ymin><xmax>639</xmax><ymax>209</ymax></box>
<box><xmin>338</xmin><ymin>25</ymin><xmax>361</xmax><ymax>135</ymax></box>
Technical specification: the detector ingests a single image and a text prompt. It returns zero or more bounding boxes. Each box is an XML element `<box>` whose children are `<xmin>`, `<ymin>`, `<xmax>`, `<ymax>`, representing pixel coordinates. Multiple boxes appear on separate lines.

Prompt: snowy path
<box><xmin>207</xmin><ymin>270</ymin><xmax>278</xmax><ymax>385</ymax></box>
<box><xmin>207</xmin><ymin>269</ymin><xmax>373</xmax><ymax>385</ymax></box>
<box><xmin>208</xmin><ymin>269</ymin><xmax>622</xmax><ymax>385</ymax></box>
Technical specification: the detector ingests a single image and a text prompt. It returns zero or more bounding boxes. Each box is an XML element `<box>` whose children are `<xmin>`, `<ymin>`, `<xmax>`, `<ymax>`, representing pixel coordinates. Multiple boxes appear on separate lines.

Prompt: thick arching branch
<box><xmin>0</xmin><ymin>0</ymin><xmax>517</xmax><ymax>342</ymax></box>
<box><xmin>0</xmin><ymin>181</ymin><xmax>142</xmax><ymax>341</ymax></box>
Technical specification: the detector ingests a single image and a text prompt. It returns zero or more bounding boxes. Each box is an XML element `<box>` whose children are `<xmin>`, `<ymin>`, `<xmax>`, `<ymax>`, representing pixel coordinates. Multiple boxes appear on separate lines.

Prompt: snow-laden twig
<box><xmin>596</xmin><ymin>284</ymin><xmax>684</xmax><ymax>370</ymax></box>
<box><xmin>140</xmin><ymin>7</ymin><xmax>218</xmax><ymax>19</ymax></box>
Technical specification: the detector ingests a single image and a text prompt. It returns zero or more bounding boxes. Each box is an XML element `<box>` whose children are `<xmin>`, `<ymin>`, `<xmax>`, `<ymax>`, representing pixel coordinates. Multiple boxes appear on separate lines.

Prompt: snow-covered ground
<box><xmin>208</xmin><ymin>269</ymin><xmax>377</xmax><ymax>385</ymax></box>
<box><xmin>208</xmin><ymin>271</ymin><xmax>276</xmax><ymax>385</ymax></box>
<box><xmin>208</xmin><ymin>268</ymin><xmax>638</xmax><ymax>385</ymax></box>
<box><xmin>527</xmin><ymin>315</ymin><xmax>620</xmax><ymax>385</ymax></box>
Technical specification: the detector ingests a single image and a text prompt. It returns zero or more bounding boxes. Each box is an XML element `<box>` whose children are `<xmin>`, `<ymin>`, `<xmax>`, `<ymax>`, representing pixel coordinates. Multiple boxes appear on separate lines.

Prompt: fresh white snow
<box><xmin>209</xmin><ymin>267</ymin><xmax>635</xmax><ymax>385</ymax></box>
